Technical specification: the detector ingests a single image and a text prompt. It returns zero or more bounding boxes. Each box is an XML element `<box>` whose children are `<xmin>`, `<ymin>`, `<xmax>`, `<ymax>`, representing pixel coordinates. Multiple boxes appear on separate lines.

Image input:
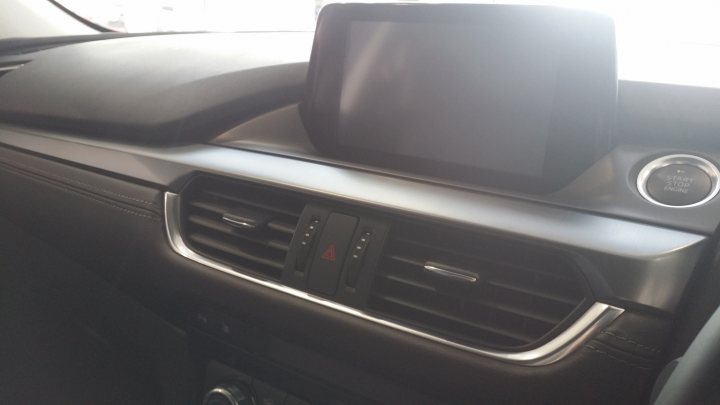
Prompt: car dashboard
<box><xmin>1</xmin><ymin>25</ymin><xmax>720</xmax><ymax>405</ymax></box>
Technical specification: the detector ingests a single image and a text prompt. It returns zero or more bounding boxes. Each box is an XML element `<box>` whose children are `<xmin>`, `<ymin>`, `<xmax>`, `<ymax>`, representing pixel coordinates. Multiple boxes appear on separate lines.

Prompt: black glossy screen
<box><xmin>301</xmin><ymin>4</ymin><xmax>617</xmax><ymax>192</ymax></box>
<box><xmin>339</xmin><ymin>21</ymin><xmax>559</xmax><ymax>176</ymax></box>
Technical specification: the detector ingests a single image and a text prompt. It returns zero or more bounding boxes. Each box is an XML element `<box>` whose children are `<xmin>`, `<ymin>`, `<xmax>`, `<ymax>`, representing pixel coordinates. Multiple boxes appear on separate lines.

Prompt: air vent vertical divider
<box><xmin>283</xmin><ymin>204</ymin><xmax>330</xmax><ymax>289</ymax></box>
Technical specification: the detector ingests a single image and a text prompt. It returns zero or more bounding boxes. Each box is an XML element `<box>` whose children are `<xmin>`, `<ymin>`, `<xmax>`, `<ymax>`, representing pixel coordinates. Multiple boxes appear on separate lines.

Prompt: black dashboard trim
<box><xmin>0</xmin><ymin>125</ymin><xmax>707</xmax><ymax>313</ymax></box>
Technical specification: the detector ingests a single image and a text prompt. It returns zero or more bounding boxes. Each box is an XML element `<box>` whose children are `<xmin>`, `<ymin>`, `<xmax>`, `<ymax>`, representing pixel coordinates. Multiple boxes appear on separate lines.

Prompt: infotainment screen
<box><xmin>301</xmin><ymin>4</ymin><xmax>617</xmax><ymax>192</ymax></box>
<box><xmin>340</xmin><ymin>21</ymin><xmax>559</xmax><ymax>177</ymax></box>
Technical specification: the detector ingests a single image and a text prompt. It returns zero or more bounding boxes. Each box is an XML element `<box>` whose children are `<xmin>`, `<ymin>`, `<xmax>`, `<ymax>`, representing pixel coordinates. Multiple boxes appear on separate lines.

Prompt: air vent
<box><xmin>368</xmin><ymin>223</ymin><xmax>591</xmax><ymax>350</ymax></box>
<box><xmin>181</xmin><ymin>177</ymin><xmax>304</xmax><ymax>280</ymax></box>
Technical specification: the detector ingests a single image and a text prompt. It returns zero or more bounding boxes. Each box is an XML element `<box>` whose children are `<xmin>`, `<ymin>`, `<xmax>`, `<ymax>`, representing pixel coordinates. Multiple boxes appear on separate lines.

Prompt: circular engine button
<box><xmin>646</xmin><ymin>164</ymin><xmax>712</xmax><ymax>206</ymax></box>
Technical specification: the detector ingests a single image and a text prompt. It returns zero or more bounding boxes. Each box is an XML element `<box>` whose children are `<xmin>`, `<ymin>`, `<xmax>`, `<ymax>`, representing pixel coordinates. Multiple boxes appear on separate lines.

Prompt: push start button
<box><xmin>638</xmin><ymin>154</ymin><xmax>720</xmax><ymax>208</ymax></box>
<box><xmin>646</xmin><ymin>164</ymin><xmax>712</xmax><ymax>206</ymax></box>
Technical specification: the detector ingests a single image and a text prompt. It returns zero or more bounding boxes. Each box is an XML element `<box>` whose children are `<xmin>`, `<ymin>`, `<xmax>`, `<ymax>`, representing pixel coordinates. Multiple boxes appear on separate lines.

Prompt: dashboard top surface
<box><xmin>0</xmin><ymin>33</ymin><xmax>313</xmax><ymax>143</ymax></box>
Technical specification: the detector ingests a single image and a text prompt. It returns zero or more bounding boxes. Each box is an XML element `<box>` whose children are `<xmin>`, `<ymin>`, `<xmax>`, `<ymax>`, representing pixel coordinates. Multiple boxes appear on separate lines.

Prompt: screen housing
<box><xmin>300</xmin><ymin>3</ymin><xmax>617</xmax><ymax>193</ymax></box>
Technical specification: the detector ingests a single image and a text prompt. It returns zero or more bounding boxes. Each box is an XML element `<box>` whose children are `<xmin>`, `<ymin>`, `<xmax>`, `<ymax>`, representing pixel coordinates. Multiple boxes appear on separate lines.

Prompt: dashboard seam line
<box><xmin>0</xmin><ymin>154</ymin><xmax>160</xmax><ymax>208</ymax></box>
<box><xmin>584</xmin><ymin>344</ymin><xmax>651</xmax><ymax>370</ymax></box>
<box><xmin>600</xmin><ymin>331</ymin><xmax>661</xmax><ymax>353</ymax></box>
<box><xmin>0</xmin><ymin>162</ymin><xmax>161</xmax><ymax>221</ymax></box>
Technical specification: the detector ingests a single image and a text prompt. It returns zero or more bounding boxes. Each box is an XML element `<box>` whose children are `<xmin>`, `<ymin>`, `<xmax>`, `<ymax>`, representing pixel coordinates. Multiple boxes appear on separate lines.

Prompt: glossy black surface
<box><xmin>302</xmin><ymin>4</ymin><xmax>617</xmax><ymax>192</ymax></box>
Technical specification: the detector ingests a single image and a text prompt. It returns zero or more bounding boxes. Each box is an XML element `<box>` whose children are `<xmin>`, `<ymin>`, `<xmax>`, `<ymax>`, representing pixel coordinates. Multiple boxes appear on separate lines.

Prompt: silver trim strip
<box><xmin>221</xmin><ymin>214</ymin><xmax>256</xmax><ymax>229</ymax></box>
<box><xmin>637</xmin><ymin>154</ymin><xmax>720</xmax><ymax>208</ymax></box>
<box><xmin>202</xmin><ymin>387</ymin><xmax>241</xmax><ymax>405</ymax></box>
<box><xmin>0</xmin><ymin>64</ymin><xmax>24</xmax><ymax>73</ymax></box>
<box><xmin>424</xmin><ymin>262</ymin><xmax>479</xmax><ymax>283</ymax></box>
<box><xmin>165</xmin><ymin>192</ymin><xmax>624</xmax><ymax>366</ymax></box>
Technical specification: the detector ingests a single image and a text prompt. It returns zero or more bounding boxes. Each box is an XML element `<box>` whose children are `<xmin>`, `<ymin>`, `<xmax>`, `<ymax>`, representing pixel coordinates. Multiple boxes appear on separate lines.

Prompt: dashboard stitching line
<box><xmin>0</xmin><ymin>163</ymin><xmax>161</xmax><ymax>222</ymax></box>
<box><xmin>600</xmin><ymin>331</ymin><xmax>661</xmax><ymax>353</ymax></box>
<box><xmin>0</xmin><ymin>156</ymin><xmax>159</xmax><ymax>207</ymax></box>
<box><xmin>584</xmin><ymin>345</ymin><xmax>651</xmax><ymax>370</ymax></box>
<box><xmin>71</xmin><ymin>193</ymin><xmax>161</xmax><ymax>221</ymax></box>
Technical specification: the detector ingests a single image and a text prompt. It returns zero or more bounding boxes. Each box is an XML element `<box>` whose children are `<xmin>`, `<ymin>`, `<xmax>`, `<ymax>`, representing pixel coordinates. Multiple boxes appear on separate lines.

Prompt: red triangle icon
<box><xmin>320</xmin><ymin>244</ymin><xmax>337</xmax><ymax>261</ymax></box>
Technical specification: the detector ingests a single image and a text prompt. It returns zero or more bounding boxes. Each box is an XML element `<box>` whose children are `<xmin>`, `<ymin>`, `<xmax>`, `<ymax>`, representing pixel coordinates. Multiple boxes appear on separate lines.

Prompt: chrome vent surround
<box><xmin>368</xmin><ymin>224</ymin><xmax>591</xmax><ymax>350</ymax></box>
<box><xmin>167</xmin><ymin>176</ymin><xmax>623</xmax><ymax>366</ymax></box>
<box><xmin>181</xmin><ymin>176</ymin><xmax>303</xmax><ymax>280</ymax></box>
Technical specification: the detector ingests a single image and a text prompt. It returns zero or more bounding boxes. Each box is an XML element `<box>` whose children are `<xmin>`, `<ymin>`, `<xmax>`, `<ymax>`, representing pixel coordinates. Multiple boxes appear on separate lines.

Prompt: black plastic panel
<box><xmin>0</xmin><ymin>33</ymin><xmax>312</xmax><ymax>143</ymax></box>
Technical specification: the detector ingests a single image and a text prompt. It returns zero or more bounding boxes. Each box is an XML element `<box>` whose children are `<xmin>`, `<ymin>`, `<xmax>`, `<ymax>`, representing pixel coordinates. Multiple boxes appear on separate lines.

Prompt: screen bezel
<box><xmin>300</xmin><ymin>4</ymin><xmax>617</xmax><ymax>193</ymax></box>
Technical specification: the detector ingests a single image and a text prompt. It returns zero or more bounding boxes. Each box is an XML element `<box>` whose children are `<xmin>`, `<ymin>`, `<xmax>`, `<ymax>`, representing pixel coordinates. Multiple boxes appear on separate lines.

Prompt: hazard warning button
<box><xmin>320</xmin><ymin>244</ymin><xmax>337</xmax><ymax>261</ymax></box>
<box><xmin>307</xmin><ymin>213</ymin><xmax>358</xmax><ymax>295</ymax></box>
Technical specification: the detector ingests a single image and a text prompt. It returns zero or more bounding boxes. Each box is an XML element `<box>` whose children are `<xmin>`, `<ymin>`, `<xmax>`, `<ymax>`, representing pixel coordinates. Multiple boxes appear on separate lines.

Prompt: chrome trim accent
<box><xmin>221</xmin><ymin>214</ymin><xmax>256</xmax><ymax>229</ymax></box>
<box><xmin>202</xmin><ymin>387</ymin><xmax>241</xmax><ymax>405</ymax></box>
<box><xmin>165</xmin><ymin>192</ymin><xmax>624</xmax><ymax>366</ymax></box>
<box><xmin>0</xmin><ymin>64</ymin><xmax>24</xmax><ymax>73</ymax></box>
<box><xmin>637</xmin><ymin>154</ymin><xmax>720</xmax><ymax>208</ymax></box>
<box><xmin>424</xmin><ymin>262</ymin><xmax>478</xmax><ymax>283</ymax></box>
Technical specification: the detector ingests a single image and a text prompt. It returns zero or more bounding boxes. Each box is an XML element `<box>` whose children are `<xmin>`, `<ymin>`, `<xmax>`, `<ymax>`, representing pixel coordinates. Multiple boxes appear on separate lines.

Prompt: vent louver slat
<box><xmin>368</xmin><ymin>223</ymin><xmax>591</xmax><ymax>350</ymax></box>
<box><xmin>181</xmin><ymin>177</ymin><xmax>304</xmax><ymax>280</ymax></box>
